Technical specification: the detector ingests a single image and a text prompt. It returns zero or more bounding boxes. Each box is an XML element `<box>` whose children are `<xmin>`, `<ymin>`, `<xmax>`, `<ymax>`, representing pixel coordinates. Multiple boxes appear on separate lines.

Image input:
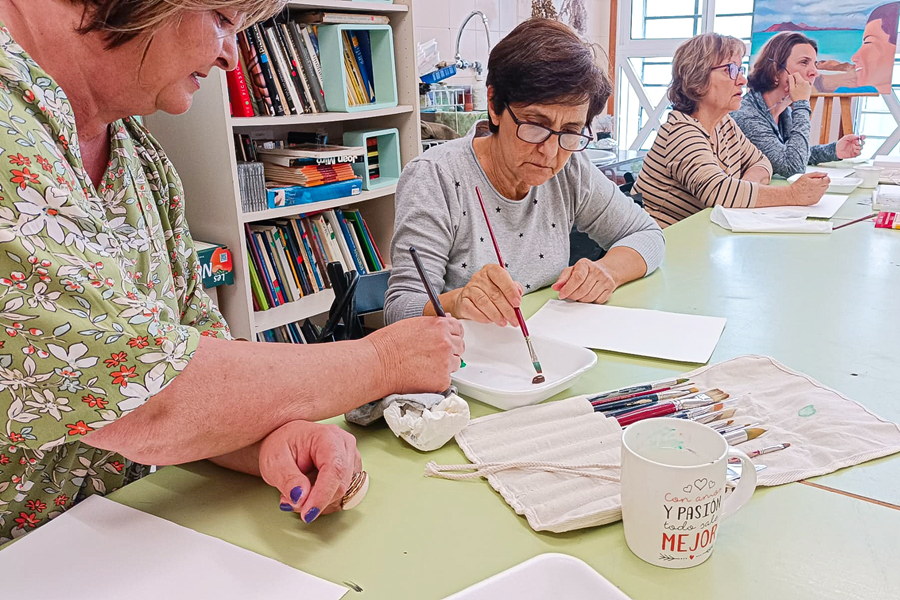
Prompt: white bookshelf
<box><xmin>146</xmin><ymin>0</ymin><xmax>420</xmax><ymax>340</ymax></box>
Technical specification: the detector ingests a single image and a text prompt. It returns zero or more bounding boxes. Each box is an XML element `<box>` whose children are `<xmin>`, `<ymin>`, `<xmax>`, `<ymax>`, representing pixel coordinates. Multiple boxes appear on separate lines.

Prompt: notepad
<box><xmin>0</xmin><ymin>496</ymin><xmax>348</xmax><ymax>600</ymax></box>
<box><xmin>526</xmin><ymin>300</ymin><xmax>726</xmax><ymax>363</ymax></box>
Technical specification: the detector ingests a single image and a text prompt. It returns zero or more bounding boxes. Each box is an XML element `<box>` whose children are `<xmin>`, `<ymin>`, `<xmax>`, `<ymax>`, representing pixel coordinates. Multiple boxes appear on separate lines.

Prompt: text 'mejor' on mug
<box><xmin>620</xmin><ymin>418</ymin><xmax>757</xmax><ymax>569</ymax></box>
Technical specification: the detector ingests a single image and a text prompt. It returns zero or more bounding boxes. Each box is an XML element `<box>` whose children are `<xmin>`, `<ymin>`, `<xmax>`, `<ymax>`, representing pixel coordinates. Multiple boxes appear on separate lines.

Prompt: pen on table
<box><xmin>724</xmin><ymin>427</ymin><xmax>766</xmax><ymax>445</ymax></box>
<box><xmin>592</xmin><ymin>387</ymin><xmax>699</xmax><ymax>411</ymax></box>
<box><xmin>409</xmin><ymin>246</ymin><xmax>465</xmax><ymax>367</ymax></box>
<box><xmin>475</xmin><ymin>185</ymin><xmax>545</xmax><ymax>384</ymax></box>
<box><xmin>587</xmin><ymin>378</ymin><xmax>691</xmax><ymax>403</ymax></box>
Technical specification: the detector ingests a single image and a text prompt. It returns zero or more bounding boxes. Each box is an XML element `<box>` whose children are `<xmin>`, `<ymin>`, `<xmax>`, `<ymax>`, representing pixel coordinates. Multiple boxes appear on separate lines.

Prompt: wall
<box><xmin>413</xmin><ymin>0</ymin><xmax>613</xmax><ymax>86</ymax></box>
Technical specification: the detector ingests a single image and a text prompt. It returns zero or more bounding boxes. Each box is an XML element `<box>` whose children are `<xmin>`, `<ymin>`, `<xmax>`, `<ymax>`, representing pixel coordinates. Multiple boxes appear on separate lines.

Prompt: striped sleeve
<box><xmin>666</xmin><ymin>125</ymin><xmax>760</xmax><ymax>209</ymax></box>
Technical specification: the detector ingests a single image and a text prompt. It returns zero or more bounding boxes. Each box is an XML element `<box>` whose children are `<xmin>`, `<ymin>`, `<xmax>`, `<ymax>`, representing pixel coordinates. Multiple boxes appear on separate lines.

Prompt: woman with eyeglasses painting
<box><xmin>385</xmin><ymin>18</ymin><xmax>664</xmax><ymax>328</ymax></box>
<box><xmin>633</xmin><ymin>33</ymin><xmax>830</xmax><ymax>227</ymax></box>
<box><xmin>731</xmin><ymin>32</ymin><xmax>863</xmax><ymax>179</ymax></box>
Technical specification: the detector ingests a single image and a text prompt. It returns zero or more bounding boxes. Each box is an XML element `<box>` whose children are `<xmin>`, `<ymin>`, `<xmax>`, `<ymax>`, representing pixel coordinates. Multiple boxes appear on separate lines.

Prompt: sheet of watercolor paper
<box><xmin>0</xmin><ymin>495</ymin><xmax>347</xmax><ymax>600</ymax></box>
<box><xmin>805</xmin><ymin>166</ymin><xmax>856</xmax><ymax>179</ymax></box>
<box><xmin>751</xmin><ymin>194</ymin><xmax>848</xmax><ymax>219</ymax></box>
<box><xmin>526</xmin><ymin>300</ymin><xmax>726</xmax><ymax>364</ymax></box>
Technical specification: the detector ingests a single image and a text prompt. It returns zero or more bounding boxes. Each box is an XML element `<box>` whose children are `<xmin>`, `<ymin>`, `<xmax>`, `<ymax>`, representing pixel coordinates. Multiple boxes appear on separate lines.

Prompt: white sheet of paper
<box><xmin>0</xmin><ymin>496</ymin><xmax>348</xmax><ymax>600</ymax></box>
<box><xmin>526</xmin><ymin>300</ymin><xmax>727</xmax><ymax>364</ymax></box>
<box><xmin>749</xmin><ymin>194</ymin><xmax>848</xmax><ymax>219</ymax></box>
<box><xmin>805</xmin><ymin>166</ymin><xmax>856</xmax><ymax>178</ymax></box>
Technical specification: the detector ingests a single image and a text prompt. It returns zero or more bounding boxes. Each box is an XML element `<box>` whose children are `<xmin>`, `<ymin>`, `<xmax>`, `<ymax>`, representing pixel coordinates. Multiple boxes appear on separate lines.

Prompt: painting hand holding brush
<box><xmin>475</xmin><ymin>186</ymin><xmax>545</xmax><ymax>384</ymax></box>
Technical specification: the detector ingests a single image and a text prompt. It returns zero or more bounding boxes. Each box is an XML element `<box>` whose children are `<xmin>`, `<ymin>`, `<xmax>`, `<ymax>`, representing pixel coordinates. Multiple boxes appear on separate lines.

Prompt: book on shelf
<box><xmin>230</xmin><ymin>17</ymin><xmax>336</xmax><ymax>117</ymax></box>
<box><xmin>236</xmin><ymin>161</ymin><xmax>267</xmax><ymax>212</ymax></box>
<box><xmin>246</xmin><ymin>209</ymin><xmax>385</xmax><ymax>314</ymax></box>
<box><xmin>242</xmin><ymin>25</ymin><xmax>284</xmax><ymax>116</ymax></box>
<box><xmin>257</xmin><ymin>143</ymin><xmax>364</xmax><ymax>166</ymax></box>
<box><xmin>194</xmin><ymin>241</ymin><xmax>235</xmax><ymax>288</ymax></box>
<box><xmin>366</xmin><ymin>137</ymin><xmax>380</xmax><ymax>180</ymax></box>
<box><xmin>266</xmin><ymin>177</ymin><xmax>362</xmax><ymax>210</ymax></box>
<box><xmin>296</xmin><ymin>12</ymin><xmax>390</xmax><ymax>25</ymax></box>
<box><xmin>225</xmin><ymin>62</ymin><xmax>255</xmax><ymax>117</ymax></box>
<box><xmin>262</xmin><ymin>162</ymin><xmax>358</xmax><ymax>187</ymax></box>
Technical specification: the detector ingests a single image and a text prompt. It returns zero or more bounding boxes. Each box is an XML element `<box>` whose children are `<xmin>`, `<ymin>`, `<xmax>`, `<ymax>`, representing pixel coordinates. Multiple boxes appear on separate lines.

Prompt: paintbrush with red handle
<box><xmin>475</xmin><ymin>185</ymin><xmax>544</xmax><ymax>384</ymax></box>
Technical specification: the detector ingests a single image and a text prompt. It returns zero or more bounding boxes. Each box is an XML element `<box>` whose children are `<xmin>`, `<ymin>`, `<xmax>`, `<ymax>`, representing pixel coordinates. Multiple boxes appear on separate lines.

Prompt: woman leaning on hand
<box><xmin>633</xmin><ymin>33</ymin><xmax>830</xmax><ymax>227</ymax></box>
<box><xmin>0</xmin><ymin>0</ymin><xmax>465</xmax><ymax>542</ymax></box>
<box><xmin>385</xmin><ymin>18</ymin><xmax>664</xmax><ymax>328</ymax></box>
<box><xmin>731</xmin><ymin>32</ymin><xmax>862</xmax><ymax>178</ymax></box>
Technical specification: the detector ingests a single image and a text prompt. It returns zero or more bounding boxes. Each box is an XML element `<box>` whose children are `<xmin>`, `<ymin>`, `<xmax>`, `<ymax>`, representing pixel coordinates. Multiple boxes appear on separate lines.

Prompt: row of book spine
<box><xmin>230</xmin><ymin>18</ymin><xmax>328</xmax><ymax>117</ymax></box>
<box><xmin>245</xmin><ymin>208</ymin><xmax>384</xmax><ymax>312</ymax></box>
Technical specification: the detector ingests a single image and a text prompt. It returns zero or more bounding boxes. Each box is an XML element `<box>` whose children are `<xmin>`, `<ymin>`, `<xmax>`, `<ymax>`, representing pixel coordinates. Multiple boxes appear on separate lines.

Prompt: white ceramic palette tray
<box><xmin>443</xmin><ymin>554</ymin><xmax>632</xmax><ymax>600</ymax></box>
<box><xmin>451</xmin><ymin>321</ymin><xmax>597</xmax><ymax>410</ymax></box>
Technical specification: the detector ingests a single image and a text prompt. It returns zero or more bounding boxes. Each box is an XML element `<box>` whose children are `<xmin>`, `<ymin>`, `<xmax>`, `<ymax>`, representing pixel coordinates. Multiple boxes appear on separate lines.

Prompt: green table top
<box><xmin>107</xmin><ymin>208</ymin><xmax>900</xmax><ymax>599</ymax></box>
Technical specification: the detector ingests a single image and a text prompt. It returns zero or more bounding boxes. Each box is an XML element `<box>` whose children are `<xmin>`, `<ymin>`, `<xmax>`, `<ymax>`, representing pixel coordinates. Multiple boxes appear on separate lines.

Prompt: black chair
<box><xmin>568</xmin><ymin>178</ymin><xmax>645</xmax><ymax>266</ymax></box>
<box><xmin>303</xmin><ymin>262</ymin><xmax>389</xmax><ymax>342</ymax></box>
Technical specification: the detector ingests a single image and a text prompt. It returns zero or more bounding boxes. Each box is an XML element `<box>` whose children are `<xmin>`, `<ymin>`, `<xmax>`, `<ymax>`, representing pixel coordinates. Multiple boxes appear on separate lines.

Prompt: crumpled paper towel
<box><xmin>345</xmin><ymin>390</ymin><xmax>470</xmax><ymax>452</ymax></box>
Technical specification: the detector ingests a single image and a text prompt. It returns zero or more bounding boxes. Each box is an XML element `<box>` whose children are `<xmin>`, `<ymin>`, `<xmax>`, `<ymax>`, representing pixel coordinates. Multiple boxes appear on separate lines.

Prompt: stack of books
<box><xmin>366</xmin><ymin>137</ymin><xmax>380</xmax><ymax>181</ymax></box>
<box><xmin>229</xmin><ymin>13</ymin><xmax>388</xmax><ymax>117</ymax></box>
<box><xmin>259</xmin><ymin>144</ymin><xmax>363</xmax><ymax>188</ymax></box>
<box><xmin>245</xmin><ymin>207</ymin><xmax>385</xmax><ymax>311</ymax></box>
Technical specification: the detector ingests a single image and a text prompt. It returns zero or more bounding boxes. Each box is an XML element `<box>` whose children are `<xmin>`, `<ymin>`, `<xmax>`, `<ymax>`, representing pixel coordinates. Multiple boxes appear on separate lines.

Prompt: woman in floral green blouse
<box><xmin>0</xmin><ymin>0</ymin><xmax>465</xmax><ymax>542</ymax></box>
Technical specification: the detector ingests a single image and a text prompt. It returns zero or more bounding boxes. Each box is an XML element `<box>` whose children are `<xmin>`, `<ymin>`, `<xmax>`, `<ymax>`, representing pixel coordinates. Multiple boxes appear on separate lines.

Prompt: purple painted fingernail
<box><xmin>304</xmin><ymin>507</ymin><xmax>320</xmax><ymax>523</ymax></box>
<box><xmin>279</xmin><ymin>502</ymin><xmax>293</xmax><ymax>512</ymax></box>
<box><xmin>290</xmin><ymin>486</ymin><xmax>303</xmax><ymax>503</ymax></box>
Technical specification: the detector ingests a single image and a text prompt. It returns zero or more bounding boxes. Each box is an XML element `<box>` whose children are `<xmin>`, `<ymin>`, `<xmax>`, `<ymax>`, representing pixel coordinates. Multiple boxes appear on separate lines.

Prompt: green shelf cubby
<box><xmin>317</xmin><ymin>24</ymin><xmax>398</xmax><ymax>113</ymax></box>
<box><xmin>344</xmin><ymin>127</ymin><xmax>401</xmax><ymax>190</ymax></box>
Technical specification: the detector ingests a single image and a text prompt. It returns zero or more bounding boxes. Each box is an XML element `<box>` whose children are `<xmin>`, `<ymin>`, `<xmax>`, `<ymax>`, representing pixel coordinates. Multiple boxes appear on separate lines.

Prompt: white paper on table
<box><xmin>753</xmin><ymin>194</ymin><xmax>848</xmax><ymax>219</ymax></box>
<box><xmin>526</xmin><ymin>299</ymin><xmax>727</xmax><ymax>364</ymax></box>
<box><xmin>805</xmin><ymin>166</ymin><xmax>856</xmax><ymax>178</ymax></box>
<box><xmin>0</xmin><ymin>496</ymin><xmax>348</xmax><ymax>600</ymax></box>
<box><xmin>709</xmin><ymin>206</ymin><xmax>834</xmax><ymax>234</ymax></box>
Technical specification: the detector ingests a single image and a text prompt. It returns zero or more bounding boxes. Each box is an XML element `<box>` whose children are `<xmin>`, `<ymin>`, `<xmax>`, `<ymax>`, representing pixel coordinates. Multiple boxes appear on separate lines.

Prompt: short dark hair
<box><xmin>868</xmin><ymin>2</ymin><xmax>900</xmax><ymax>45</ymax></box>
<box><xmin>67</xmin><ymin>0</ymin><xmax>286</xmax><ymax>48</ymax></box>
<box><xmin>748</xmin><ymin>32</ymin><xmax>818</xmax><ymax>93</ymax></box>
<box><xmin>485</xmin><ymin>18</ymin><xmax>610</xmax><ymax>134</ymax></box>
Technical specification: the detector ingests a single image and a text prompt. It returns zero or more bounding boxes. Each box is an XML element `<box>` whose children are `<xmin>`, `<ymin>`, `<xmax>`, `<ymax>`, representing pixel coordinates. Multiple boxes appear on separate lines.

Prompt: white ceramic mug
<box><xmin>855</xmin><ymin>166</ymin><xmax>882</xmax><ymax>188</ymax></box>
<box><xmin>620</xmin><ymin>418</ymin><xmax>757</xmax><ymax>569</ymax></box>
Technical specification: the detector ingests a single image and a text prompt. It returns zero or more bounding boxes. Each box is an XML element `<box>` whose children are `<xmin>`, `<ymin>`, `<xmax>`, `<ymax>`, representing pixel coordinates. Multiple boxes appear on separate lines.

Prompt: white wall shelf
<box><xmin>241</xmin><ymin>184</ymin><xmax>396</xmax><ymax>223</ymax></box>
<box><xmin>146</xmin><ymin>0</ymin><xmax>420</xmax><ymax>340</ymax></box>
<box><xmin>230</xmin><ymin>105</ymin><xmax>414</xmax><ymax>129</ymax></box>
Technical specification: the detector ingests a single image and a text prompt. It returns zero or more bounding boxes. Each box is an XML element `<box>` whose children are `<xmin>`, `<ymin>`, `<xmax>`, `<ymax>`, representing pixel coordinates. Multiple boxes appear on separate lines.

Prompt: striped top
<box><xmin>634</xmin><ymin>110</ymin><xmax>773</xmax><ymax>227</ymax></box>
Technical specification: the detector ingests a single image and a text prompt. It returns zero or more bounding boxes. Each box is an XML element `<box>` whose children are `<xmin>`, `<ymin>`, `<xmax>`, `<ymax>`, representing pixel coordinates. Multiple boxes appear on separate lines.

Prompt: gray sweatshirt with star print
<box><xmin>383</xmin><ymin>123</ymin><xmax>665</xmax><ymax>324</ymax></box>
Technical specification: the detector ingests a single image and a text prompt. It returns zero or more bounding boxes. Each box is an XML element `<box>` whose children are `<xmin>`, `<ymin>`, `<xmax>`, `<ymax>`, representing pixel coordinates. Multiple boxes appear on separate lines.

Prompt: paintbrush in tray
<box><xmin>474</xmin><ymin>185</ymin><xmax>544</xmax><ymax>385</ymax></box>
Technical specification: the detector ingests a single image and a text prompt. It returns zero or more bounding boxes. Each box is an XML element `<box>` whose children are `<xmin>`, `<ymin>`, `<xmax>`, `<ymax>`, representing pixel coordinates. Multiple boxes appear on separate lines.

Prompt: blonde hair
<box><xmin>668</xmin><ymin>33</ymin><xmax>745</xmax><ymax>114</ymax></box>
<box><xmin>70</xmin><ymin>0</ymin><xmax>288</xmax><ymax>47</ymax></box>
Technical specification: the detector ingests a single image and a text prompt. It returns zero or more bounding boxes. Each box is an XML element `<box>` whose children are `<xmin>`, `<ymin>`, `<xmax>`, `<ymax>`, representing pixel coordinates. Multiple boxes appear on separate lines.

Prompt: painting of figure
<box><xmin>751</xmin><ymin>1</ymin><xmax>900</xmax><ymax>94</ymax></box>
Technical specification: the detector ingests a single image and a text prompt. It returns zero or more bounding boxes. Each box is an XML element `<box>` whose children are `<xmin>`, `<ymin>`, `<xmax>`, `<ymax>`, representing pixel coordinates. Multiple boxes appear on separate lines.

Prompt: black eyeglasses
<box><xmin>711</xmin><ymin>63</ymin><xmax>746</xmax><ymax>80</ymax></box>
<box><xmin>505</xmin><ymin>104</ymin><xmax>592</xmax><ymax>152</ymax></box>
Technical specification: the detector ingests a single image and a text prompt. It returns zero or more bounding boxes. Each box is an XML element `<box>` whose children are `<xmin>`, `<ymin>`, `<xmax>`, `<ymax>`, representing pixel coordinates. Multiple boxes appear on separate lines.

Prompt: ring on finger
<box><xmin>341</xmin><ymin>471</ymin><xmax>369</xmax><ymax>511</ymax></box>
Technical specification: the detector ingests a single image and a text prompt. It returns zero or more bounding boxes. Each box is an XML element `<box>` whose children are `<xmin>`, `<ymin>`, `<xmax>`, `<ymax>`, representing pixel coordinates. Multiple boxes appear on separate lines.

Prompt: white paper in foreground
<box><xmin>526</xmin><ymin>300</ymin><xmax>727</xmax><ymax>363</ymax></box>
<box><xmin>0</xmin><ymin>496</ymin><xmax>347</xmax><ymax>600</ymax></box>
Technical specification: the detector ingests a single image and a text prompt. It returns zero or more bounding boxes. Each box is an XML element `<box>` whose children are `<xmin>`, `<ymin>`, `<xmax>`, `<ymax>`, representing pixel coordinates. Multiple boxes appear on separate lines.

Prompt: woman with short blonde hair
<box><xmin>0</xmin><ymin>0</ymin><xmax>465</xmax><ymax>539</ymax></box>
<box><xmin>634</xmin><ymin>32</ymin><xmax>830</xmax><ymax>227</ymax></box>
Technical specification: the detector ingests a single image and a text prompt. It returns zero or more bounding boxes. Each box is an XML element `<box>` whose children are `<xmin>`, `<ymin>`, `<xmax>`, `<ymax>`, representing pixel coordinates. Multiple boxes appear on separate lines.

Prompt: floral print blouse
<box><xmin>0</xmin><ymin>25</ymin><xmax>230</xmax><ymax>543</ymax></box>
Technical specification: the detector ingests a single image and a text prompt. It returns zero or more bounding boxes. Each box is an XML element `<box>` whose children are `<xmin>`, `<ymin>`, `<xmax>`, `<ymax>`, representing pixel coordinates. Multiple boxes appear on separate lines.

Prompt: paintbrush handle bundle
<box><xmin>433</xmin><ymin>355</ymin><xmax>900</xmax><ymax>533</ymax></box>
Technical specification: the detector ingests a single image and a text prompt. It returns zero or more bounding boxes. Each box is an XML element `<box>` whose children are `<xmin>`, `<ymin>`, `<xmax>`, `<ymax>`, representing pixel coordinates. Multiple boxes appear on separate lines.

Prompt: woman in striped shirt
<box><xmin>633</xmin><ymin>33</ymin><xmax>830</xmax><ymax>227</ymax></box>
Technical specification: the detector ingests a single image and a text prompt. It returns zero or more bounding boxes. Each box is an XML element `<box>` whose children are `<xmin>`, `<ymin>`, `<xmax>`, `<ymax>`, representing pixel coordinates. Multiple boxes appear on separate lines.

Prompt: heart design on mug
<box><xmin>682</xmin><ymin>484</ymin><xmax>693</xmax><ymax>493</ymax></box>
<box><xmin>690</xmin><ymin>555</ymin><xmax>695</xmax><ymax>559</ymax></box>
<box><xmin>693</xmin><ymin>478</ymin><xmax>708</xmax><ymax>491</ymax></box>
<box><xmin>708</xmin><ymin>480</ymin><xmax>716</xmax><ymax>489</ymax></box>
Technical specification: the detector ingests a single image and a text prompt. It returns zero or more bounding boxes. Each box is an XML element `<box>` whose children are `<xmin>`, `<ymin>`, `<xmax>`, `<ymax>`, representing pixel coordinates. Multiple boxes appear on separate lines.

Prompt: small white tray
<box><xmin>442</xmin><ymin>554</ymin><xmax>632</xmax><ymax>600</ymax></box>
<box><xmin>451</xmin><ymin>321</ymin><xmax>596</xmax><ymax>410</ymax></box>
<box><xmin>788</xmin><ymin>174</ymin><xmax>862</xmax><ymax>194</ymax></box>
